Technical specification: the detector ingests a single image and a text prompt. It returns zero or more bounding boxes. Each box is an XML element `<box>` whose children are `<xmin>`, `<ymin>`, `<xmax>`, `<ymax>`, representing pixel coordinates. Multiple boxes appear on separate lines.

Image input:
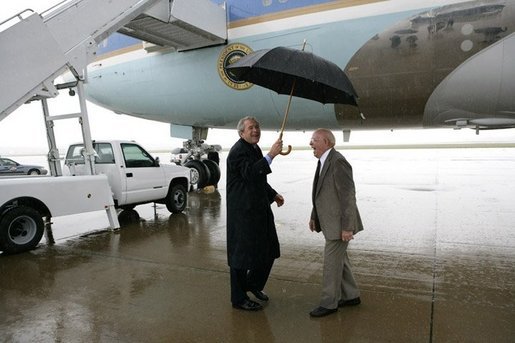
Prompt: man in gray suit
<box><xmin>308</xmin><ymin>128</ymin><xmax>364</xmax><ymax>317</ymax></box>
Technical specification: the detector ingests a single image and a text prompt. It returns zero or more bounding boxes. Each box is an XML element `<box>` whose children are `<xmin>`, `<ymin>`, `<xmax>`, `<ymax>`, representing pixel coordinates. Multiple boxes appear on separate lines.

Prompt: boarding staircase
<box><xmin>0</xmin><ymin>0</ymin><xmax>226</xmax><ymax>175</ymax></box>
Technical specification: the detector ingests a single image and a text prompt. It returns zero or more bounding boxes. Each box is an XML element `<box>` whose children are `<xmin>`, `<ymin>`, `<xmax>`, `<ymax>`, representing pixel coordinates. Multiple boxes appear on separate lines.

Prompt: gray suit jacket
<box><xmin>311</xmin><ymin>148</ymin><xmax>364</xmax><ymax>240</ymax></box>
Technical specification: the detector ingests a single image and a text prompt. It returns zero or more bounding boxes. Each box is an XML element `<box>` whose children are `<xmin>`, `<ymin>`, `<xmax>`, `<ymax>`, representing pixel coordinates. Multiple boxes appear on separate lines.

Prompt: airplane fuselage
<box><xmin>86</xmin><ymin>0</ymin><xmax>515</xmax><ymax>135</ymax></box>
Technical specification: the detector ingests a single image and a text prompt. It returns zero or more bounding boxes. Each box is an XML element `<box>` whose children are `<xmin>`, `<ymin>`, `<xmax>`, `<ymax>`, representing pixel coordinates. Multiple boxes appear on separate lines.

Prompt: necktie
<box><xmin>312</xmin><ymin>161</ymin><xmax>321</xmax><ymax>231</ymax></box>
<box><xmin>312</xmin><ymin>160</ymin><xmax>321</xmax><ymax>204</ymax></box>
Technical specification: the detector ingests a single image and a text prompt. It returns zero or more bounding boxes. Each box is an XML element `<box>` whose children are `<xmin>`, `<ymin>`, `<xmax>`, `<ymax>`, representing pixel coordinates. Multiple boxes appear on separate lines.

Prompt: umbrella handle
<box><xmin>278</xmin><ymin>131</ymin><xmax>292</xmax><ymax>155</ymax></box>
<box><xmin>279</xmin><ymin>145</ymin><xmax>292</xmax><ymax>155</ymax></box>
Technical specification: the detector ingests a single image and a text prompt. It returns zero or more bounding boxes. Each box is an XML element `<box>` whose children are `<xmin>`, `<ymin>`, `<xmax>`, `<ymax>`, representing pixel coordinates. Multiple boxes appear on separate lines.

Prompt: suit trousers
<box><xmin>320</xmin><ymin>239</ymin><xmax>360</xmax><ymax>309</ymax></box>
<box><xmin>230</xmin><ymin>259</ymin><xmax>274</xmax><ymax>304</ymax></box>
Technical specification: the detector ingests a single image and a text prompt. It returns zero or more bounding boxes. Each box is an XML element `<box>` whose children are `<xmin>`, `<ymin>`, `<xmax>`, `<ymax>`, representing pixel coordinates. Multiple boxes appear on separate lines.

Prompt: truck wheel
<box><xmin>0</xmin><ymin>206</ymin><xmax>44</xmax><ymax>254</ymax></box>
<box><xmin>118</xmin><ymin>209</ymin><xmax>140</xmax><ymax>225</ymax></box>
<box><xmin>166</xmin><ymin>184</ymin><xmax>187</xmax><ymax>213</ymax></box>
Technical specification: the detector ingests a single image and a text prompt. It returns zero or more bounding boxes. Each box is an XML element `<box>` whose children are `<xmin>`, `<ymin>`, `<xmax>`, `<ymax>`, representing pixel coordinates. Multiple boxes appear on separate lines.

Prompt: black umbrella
<box><xmin>226</xmin><ymin>41</ymin><xmax>360</xmax><ymax>154</ymax></box>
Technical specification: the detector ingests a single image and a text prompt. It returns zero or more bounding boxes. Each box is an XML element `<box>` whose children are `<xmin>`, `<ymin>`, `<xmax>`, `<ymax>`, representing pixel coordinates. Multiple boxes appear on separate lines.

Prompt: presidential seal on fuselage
<box><xmin>218</xmin><ymin>43</ymin><xmax>253</xmax><ymax>90</ymax></box>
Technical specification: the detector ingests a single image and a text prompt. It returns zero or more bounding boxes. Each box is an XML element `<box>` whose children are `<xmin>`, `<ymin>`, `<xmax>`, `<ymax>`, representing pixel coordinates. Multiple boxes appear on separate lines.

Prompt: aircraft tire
<box><xmin>207</xmin><ymin>151</ymin><xmax>220</xmax><ymax>165</ymax></box>
<box><xmin>185</xmin><ymin>160</ymin><xmax>211</xmax><ymax>189</ymax></box>
<box><xmin>202</xmin><ymin>159</ymin><xmax>221</xmax><ymax>186</ymax></box>
<box><xmin>0</xmin><ymin>206</ymin><xmax>44</xmax><ymax>254</ymax></box>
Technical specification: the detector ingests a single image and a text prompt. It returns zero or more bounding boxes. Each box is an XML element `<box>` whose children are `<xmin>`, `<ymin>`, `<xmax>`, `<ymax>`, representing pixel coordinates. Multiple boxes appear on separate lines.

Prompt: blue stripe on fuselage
<box><xmin>96</xmin><ymin>0</ymin><xmax>340</xmax><ymax>56</ymax></box>
<box><xmin>214</xmin><ymin>0</ymin><xmax>337</xmax><ymax>21</ymax></box>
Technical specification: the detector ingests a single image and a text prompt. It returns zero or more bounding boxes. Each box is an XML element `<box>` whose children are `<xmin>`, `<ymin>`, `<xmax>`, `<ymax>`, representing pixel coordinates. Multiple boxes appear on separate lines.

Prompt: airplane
<box><xmin>83</xmin><ymin>0</ymin><xmax>514</xmax><ymax>186</ymax></box>
<box><xmin>7</xmin><ymin>0</ymin><xmax>515</xmax><ymax>187</ymax></box>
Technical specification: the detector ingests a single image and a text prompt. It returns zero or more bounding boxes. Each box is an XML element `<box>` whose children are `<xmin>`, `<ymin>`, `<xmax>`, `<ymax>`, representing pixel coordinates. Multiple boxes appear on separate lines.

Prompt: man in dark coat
<box><xmin>227</xmin><ymin>116</ymin><xmax>284</xmax><ymax>311</ymax></box>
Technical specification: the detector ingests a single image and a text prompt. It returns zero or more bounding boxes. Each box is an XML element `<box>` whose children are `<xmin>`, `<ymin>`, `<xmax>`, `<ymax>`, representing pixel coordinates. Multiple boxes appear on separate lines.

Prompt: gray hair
<box><xmin>237</xmin><ymin>116</ymin><xmax>258</xmax><ymax>134</ymax></box>
<box><xmin>315</xmin><ymin>128</ymin><xmax>336</xmax><ymax>146</ymax></box>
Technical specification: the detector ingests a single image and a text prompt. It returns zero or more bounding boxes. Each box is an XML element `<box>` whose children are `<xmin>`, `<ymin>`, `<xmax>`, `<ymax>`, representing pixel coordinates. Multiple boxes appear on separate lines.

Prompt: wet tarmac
<box><xmin>1</xmin><ymin>147</ymin><xmax>514</xmax><ymax>342</ymax></box>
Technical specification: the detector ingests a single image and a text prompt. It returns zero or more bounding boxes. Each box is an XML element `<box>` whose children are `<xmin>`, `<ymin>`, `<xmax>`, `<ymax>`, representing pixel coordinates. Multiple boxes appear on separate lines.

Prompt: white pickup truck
<box><xmin>0</xmin><ymin>140</ymin><xmax>192</xmax><ymax>254</ymax></box>
<box><xmin>64</xmin><ymin>140</ymin><xmax>192</xmax><ymax>213</ymax></box>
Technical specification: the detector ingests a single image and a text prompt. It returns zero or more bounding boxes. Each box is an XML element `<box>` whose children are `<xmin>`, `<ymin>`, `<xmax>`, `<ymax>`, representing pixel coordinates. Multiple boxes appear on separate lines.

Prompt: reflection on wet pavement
<box><xmin>1</xmin><ymin>148</ymin><xmax>514</xmax><ymax>342</ymax></box>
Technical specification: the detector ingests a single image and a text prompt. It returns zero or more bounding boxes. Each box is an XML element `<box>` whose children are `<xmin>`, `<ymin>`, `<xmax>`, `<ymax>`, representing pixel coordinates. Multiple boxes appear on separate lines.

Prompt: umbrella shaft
<box><xmin>279</xmin><ymin>79</ymin><xmax>296</xmax><ymax>136</ymax></box>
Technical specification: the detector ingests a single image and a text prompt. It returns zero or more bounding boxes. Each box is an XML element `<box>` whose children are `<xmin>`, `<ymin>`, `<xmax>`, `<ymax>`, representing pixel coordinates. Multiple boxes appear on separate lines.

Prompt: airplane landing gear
<box><xmin>171</xmin><ymin>128</ymin><xmax>221</xmax><ymax>189</ymax></box>
<box><xmin>185</xmin><ymin>159</ymin><xmax>212</xmax><ymax>188</ymax></box>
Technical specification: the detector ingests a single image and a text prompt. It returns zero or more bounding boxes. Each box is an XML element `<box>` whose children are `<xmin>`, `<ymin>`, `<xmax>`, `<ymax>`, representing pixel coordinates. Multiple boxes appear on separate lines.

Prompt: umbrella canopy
<box><xmin>225</xmin><ymin>46</ymin><xmax>358</xmax><ymax>106</ymax></box>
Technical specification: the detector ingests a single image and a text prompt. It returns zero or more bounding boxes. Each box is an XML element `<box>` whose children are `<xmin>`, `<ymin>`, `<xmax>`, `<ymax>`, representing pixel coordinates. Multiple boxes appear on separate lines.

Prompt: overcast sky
<box><xmin>1</xmin><ymin>0</ymin><xmax>514</xmax><ymax>155</ymax></box>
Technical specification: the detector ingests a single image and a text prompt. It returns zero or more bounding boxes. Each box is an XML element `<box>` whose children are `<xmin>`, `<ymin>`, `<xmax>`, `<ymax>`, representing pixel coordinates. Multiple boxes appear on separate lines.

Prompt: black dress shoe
<box><xmin>250</xmin><ymin>290</ymin><xmax>269</xmax><ymax>301</ymax></box>
<box><xmin>232</xmin><ymin>299</ymin><xmax>263</xmax><ymax>311</ymax></box>
<box><xmin>338</xmin><ymin>297</ymin><xmax>361</xmax><ymax>307</ymax></box>
<box><xmin>309</xmin><ymin>306</ymin><xmax>337</xmax><ymax>317</ymax></box>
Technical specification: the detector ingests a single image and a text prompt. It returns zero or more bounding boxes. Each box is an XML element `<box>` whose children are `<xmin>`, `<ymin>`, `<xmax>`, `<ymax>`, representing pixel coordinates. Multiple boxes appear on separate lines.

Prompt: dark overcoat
<box><xmin>226</xmin><ymin>138</ymin><xmax>280</xmax><ymax>269</ymax></box>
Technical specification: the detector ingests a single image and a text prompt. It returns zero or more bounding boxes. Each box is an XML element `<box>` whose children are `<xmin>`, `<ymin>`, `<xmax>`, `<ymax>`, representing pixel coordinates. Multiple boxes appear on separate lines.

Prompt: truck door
<box><xmin>121</xmin><ymin>143</ymin><xmax>167</xmax><ymax>204</ymax></box>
